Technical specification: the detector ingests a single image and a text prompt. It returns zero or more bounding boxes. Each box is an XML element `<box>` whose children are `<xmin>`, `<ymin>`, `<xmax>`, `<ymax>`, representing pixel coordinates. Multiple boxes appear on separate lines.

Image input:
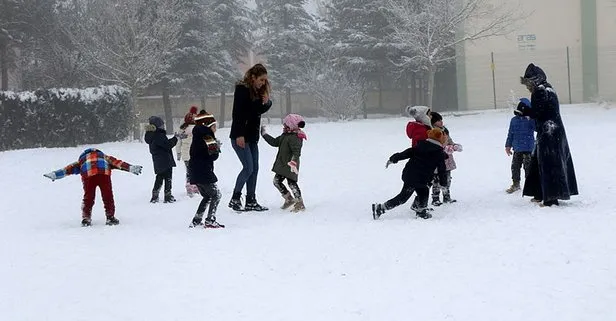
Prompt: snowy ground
<box><xmin>1</xmin><ymin>104</ymin><xmax>615</xmax><ymax>321</ymax></box>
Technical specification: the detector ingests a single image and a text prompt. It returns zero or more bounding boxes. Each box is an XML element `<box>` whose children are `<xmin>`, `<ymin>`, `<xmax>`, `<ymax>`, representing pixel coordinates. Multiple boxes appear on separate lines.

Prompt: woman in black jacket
<box><xmin>229</xmin><ymin>64</ymin><xmax>272</xmax><ymax>211</ymax></box>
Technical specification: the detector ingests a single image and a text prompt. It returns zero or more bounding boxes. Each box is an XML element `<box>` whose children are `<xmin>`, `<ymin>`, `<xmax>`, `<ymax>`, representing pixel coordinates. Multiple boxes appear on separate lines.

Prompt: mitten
<box><xmin>454</xmin><ymin>144</ymin><xmax>463</xmax><ymax>152</ymax></box>
<box><xmin>288</xmin><ymin>160</ymin><xmax>299</xmax><ymax>174</ymax></box>
<box><xmin>129</xmin><ymin>165</ymin><xmax>143</xmax><ymax>175</ymax></box>
<box><xmin>385</xmin><ymin>160</ymin><xmax>393</xmax><ymax>168</ymax></box>
<box><xmin>43</xmin><ymin>172</ymin><xmax>57</xmax><ymax>181</ymax></box>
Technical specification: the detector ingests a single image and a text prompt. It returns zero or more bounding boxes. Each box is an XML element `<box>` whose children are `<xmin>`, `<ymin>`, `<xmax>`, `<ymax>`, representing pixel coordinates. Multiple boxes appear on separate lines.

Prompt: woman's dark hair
<box><xmin>240</xmin><ymin>63</ymin><xmax>270</xmax><ymax>100</ymax></box>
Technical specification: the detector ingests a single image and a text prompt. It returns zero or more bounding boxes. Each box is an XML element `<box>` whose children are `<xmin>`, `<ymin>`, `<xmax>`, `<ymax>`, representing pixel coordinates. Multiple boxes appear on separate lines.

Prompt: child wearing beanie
<box><xmin>505</xmin><ymin>98</ymin><xmax>535</xmax><ymax>193</ymax></box>
<box><xmin>145</xmin><ymin>116</ymin><xmax>179</xmax><ymax>203</ymax></box>
<box><xmin>372</xmin><ymin>128</ymin><xmax>449</xmax><ymax>220</ymax></box>
<box><xmin>189</xmin><ymin>110</ymin><xmax>224</xmax><ymax>228</ymax></box>
<box><xmin>177</xmin><ymin>106</ymin><xmax>199</xmax><ymax>197</ymax></box>
<box><xmin>405</xmin><ymin>105</ymin><xmax>432</xmax><ymax>147</ymax></box>
<box><xmin>261</xmin><ymin>114</ymin><xmax>307</xmax><ymax>212</ymax></box>
<box><xmin>429</xmin><ymin>112</ymin><xmax>463</xmax><ymax>206</ymax></box>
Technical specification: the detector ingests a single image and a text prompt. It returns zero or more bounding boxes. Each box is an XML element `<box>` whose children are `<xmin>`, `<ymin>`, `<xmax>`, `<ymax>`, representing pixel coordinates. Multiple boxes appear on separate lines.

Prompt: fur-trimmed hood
<box><xmin>405</xmin><ymin>105</ymin><xmax>432</xmax><ymax>127</ymax></box>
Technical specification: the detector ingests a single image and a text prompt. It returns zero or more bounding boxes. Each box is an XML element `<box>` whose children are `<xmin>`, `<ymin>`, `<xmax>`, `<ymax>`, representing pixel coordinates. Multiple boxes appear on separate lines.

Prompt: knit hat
<box><xmin>148</xmin><ymin>116</ymin><xmax>164</xmax><ymax>129</ymax></box>
<box><xmin>194</xmin><ymin>110</ymin><xmax>216</xmax><ymax>128</ymax></box>
<box><xmin>515</xmin><ymin>98</ymin><xmax>531</xmax><ymax>115</ymax></box>
<box><xmin>283</xmin><ymin>113</ymin><xmax>307</xmax><ymax>140</ymax></box>
<box><xmin>520</xmin><ymin>63</ymin><xmax>547</xmax><ymax>87</ymax></box>
<box><xmin>430</xmin><ymin>112</ymin><xmax>443</xmax><ymax>125</ymax></box>
<box><xmin>405</xmin><ymin>105</ymin><xmax>432</xmax><ymax>127</ymax></box>
<box><xmin>427</xmin><ymin>128</ymin><xmax>447</xmax><ymax>145</ymax></box>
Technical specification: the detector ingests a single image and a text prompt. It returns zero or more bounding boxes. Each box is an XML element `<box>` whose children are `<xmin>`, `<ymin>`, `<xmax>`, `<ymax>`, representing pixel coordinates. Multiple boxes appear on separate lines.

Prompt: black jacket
<box><xmin>519</xmin><ymin>80</ymin><xmax>578</xmax><ymax>201</ymax></box>
<box><xmin>229</xmin><ymin>83</ymin><xmax>272</xmax><ymax>142</ymax></box>
<box><xmin>144</xmin><ymin>125</ymin><xmax>177</xmax><ymax>174</ymax></box>
<box><xmin>390</xmin><ymin>139</ymin><xmax>448</xmax><ymax>188</ymax></box>
<box><xmin>189</xmin><ymin>125</ymin><xmax>220</xmax><ymax>184</ymax></box>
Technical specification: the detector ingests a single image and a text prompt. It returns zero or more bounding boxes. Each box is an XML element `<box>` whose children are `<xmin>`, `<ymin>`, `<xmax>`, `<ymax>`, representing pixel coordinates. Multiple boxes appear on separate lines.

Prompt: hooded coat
<box><xmin>405</xmin><ymin>105</ymin><xmax>432</xmax><ymax>147</ymax></box>
<box><xmin>144</xmin><ymin>116</ymin><xmax>177</xmax><ymax>174</ymax></box>
<box><xmin>518</xmin><ymin>63</ymin><xmax>578</xmax><ymax>202</ymax></box>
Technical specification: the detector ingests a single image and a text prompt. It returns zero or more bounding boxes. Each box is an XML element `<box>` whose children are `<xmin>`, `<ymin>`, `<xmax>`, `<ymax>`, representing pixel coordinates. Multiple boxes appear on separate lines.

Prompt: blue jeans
<box><xmin>231</xmin><ymin>140</ymin><xmax>259</xmax><ymax>198</ymax></box>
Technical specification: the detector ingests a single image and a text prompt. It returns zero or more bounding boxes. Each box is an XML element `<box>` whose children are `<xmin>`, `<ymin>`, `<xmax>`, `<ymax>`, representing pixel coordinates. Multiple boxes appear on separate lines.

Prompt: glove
<box><xmin>385</xmin><ymin>160</ymin><xmax>393</xmax><ymax>168</ymax></box>
<box><xmin>260</xmin><ymin>125</ymin><xmax>267</xmax><ymax>136</ymax></box>
<box><xmin>129</xmin><ymin>165</ymin><xmax>143</xmax><ymax>175</ymax></box>
<box><xmin>43</xmin><ymin>172</ymin><xmax>57</xmax><ymax>181</ymax></box>
<box><xmin>454</xmin><ymin>144</ymin><xmax>463</xmax><ymax>152</ymax></box>
<box><xmin>288</xmin><ymin>160</ymin><xmax>299</xmax><ymax>174</ymax></box>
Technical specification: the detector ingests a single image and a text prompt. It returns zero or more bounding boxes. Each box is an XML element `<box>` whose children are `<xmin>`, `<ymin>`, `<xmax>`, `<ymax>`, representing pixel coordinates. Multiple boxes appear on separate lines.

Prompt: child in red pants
<box><xmin>43</xmin><ymin>148</ymin><xmax>142</xmax><ymax>226</ymax></box>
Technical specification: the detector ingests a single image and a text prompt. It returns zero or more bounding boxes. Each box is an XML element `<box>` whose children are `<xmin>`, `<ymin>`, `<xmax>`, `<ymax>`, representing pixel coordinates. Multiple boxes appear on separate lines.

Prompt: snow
<box><xmin>1</xmin><ymin>85</ymin><xmax>129</xmax><ymax>104</ymax></box>
<box><xmin>1</xmin><ymin>103</ymin><xmax>615</xmax><ymax>320</ymax></box>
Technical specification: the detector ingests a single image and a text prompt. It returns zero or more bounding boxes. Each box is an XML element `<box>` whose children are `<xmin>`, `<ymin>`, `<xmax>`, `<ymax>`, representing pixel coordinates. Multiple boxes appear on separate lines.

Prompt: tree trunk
<box><xmin>219</xmin><ymin>91</ymin><xmax>226</xmax><ymax>128</ymax></box>
<box><xmin>162</xmin><ymin>79</ymin><xmax>174</xmax><ymax>134</ymax></box>
<box><xmin>378</xmin><ymin>75</ymin><xmax>383</xmax><ymax>111</ymax></box>
<box><xmin>410</xmin><ymin>72</ymin><xmax>417</xmax><ymax>106</ymax></box>
<box><xmin>0</xmin><ymin>44</ymin><xmax>8</xmax><ymax>91</ymax></box>
<box><xmin>401</xmin><ymin>75</ymin><xmax>409</xmax><ymax>114</ymax></box>
<box><xmin>200</xmin><ymin>96</ymin><xmax>206</xmax><ymax>110</ymax></box>
<box><xmin>285</xmin><ymin>87</ymin><xmax>292</xmax><ymax>115</ymax></box>
<box><xmin>130</xmin><ymin>91</ymin><xmax>141</xmax><ymax>141</ymax></box>
<box><xmin>427</xmin><ymin>65</ymin><xmax>437</xmax><ymax>110</ymax></box>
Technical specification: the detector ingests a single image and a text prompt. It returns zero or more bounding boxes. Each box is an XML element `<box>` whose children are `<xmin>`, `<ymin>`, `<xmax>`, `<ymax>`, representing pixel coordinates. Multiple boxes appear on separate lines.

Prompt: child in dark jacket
<box><xmin>43</xmin><ymin>148</ymin><xmax>142</xmax><ymax>226</ymax></box>
<box><xmin>505</xmin><ymin>98</ymin><xmax>536</xmax><ymax>193</ymax></box>
<box><xmin>145</xmin><ymin>116</ymin><xmax>179</xmax><ymax>203</ymax></box>
<box><xmin>261</xmin><ymin>114</ymin><xmax>307</xmax><ymax>212</ymax></box>
<box><xmin>430</xmin><ymin>112</ymin><xmax>463</xmax><ymax>206</ymax></box>
<box><xmin>189</xmin><ymin>110</ymin><xmax>224</xmax><ymax>228</ymax></box>
<box><xmin>372</xmin><ymin>128</ymin><xmax>449</xmax><ymax>220</ymax></box>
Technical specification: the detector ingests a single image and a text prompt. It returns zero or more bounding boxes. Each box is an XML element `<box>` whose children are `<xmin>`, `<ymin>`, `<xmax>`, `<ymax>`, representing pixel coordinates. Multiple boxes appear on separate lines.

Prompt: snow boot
<box><xmin>416</xmin><ymin>210</ymin><xmax>432</xmax><ymax>219</ymax></box>
<box><xmin>506</xmin><ymin>182</ymin><xmax>520</xmax><ymax>194</ymax></box>
<box><xmin>541</xmin><ymin>199</ymin><xmax>559</xmax><ymax>207</ymax></box>
<box><xmin>291</xmin><ymin>198</ymin><xmax>305</xmax><ymax>213</ymax></box>
<box><xmin>204</xmin><ymin>217</ymin><xmax>225</xmax><ymax>228</ymax></box>
<box><xmin>281</xmin><ymin>193</ymin><xmax>296</xmax><ymax>210</ymax></box>
<box><xmin>105</xmin><ymin>216</ymin><xmax>120</xmax><ymax>226</ymax></box>
<box><xmin>431</xmin><ymin>198</ymin><xmax>443</xmax><ymax>206</ymax></box>
<box><xmin>443</xmin><ymin>195</ymin><xmax>457</xmax><ymax>204</ymax></box>
<box><xmin>372</xmin><ymin>203</ymin><xmax>385</xmax><ymax>220</ymax></box>
<box><xmin>245</xmin><ymin>196</ymin><xmax>268</xmax><ymax>212</ymax></box>
<box><xmin>228</xmin><ymin>192</ymin><xmax>243</xmax><ymax>211</ymax></box>
<box><xmin>150</xmin><ymin>191</ymin><xmax>159</xmax><ymax>203</ymax></box>
<box><xmin>189</xmin><ymin>216</ymin><xmax>203</xmax><ymax>228</ymax></box>
<box><xmin>81</xmin><ymin>218</ymin><xmax>92</xmax><ymax>227</ymax></box>
<box><xmin>164</xmin><ymin>193</ymin><xmax>176</xmax><ymax>203</ymax></box>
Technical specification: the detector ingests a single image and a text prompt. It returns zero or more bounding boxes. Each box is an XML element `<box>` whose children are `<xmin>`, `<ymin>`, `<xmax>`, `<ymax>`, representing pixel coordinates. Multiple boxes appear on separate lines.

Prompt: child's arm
<box><xmin>288</xmin><ymin>136</ymin><xmax>303</xmax><ymax>174</ymax></box>
<box><xmin>260</xmin><ymin>126</ymin><xmax>281</xmax><ymax>147</ymax></box>
<box><xmin>204</xmin><ymin>135</ymin><xmax>221</xmax><ymax>161</ymax></box>
<box><xmin>390</xmin><ymin>147</ymin><xmax>414</xmax><ymax>164</ymax></box>
<box><xmin>505</xmin><ymin>118</ymin><xmax>514</xmax><ymax>148</ymax></box>
<box><xmin>105</xmin><ymin>155</ymin><xmax>143</xmax><ymax>175</ymax></box>
<box><xmin>43</xmin><ymin>161</ymin><xmax>81</xmax><ymax>181</ymax></box>
<box><xmin>153</xmin><ymin>132</ymin><xmax>178</xmax><ymax>151</ymax></box>
<box><xmin>436</xmin><ymin>156</ymin><xmax>448</xmax><ymax>187</ymax></box>
<box><xmin>176</xmin><ymin>133</ymin><xmax>183</xmax><ymax>160</ymax></box>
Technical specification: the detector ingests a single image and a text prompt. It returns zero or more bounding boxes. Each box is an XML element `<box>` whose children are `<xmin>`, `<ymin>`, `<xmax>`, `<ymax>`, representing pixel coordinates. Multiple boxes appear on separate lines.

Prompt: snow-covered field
<box><xmin>1</xmin><ymin>104</ymin><xmax>615</xmax><ymax>321</ymax></box>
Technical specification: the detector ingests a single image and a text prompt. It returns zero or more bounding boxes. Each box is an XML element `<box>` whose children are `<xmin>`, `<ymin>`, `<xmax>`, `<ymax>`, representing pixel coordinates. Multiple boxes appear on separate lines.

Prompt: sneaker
<box><xmin>189</xmin><ymin>216</ymin><xmax>203</xmax><ymax>228</ymax></box>
<box><xmin>228</xmin><ymin>192</ymin><xmax>243</xmax><ymax>211</ymax></box>
<box><xmin>442</xmin><ymin>196</ymin><xmax>457</xmax><ymax>204</ymax></box>
<box><xmin>416</xmin><ymin>210</ymin><xmax>432</xmax><ymax>219</ymax></box>
<box><xmin>164</xmin><ymin>195</ymin><xmax>176</xmax><ymax>203</ymax></box>
<box><xmin>245</xmin><ymin>197</ymin><xmax>268</xmax><ymax>212</ymax></box>
<box><xmin>150</xmin><ymin>196</ymin><xmax>159</xmax><ymax>203</ymax></box>
<box><xmin>81</xmin><ymin>218</ymin><xmax>92</xmax><ymax>227</ymax></box>
<box><xmin>431</xmin><ymin>199</ymin><xmax>443</xmax><ymax>206</ymax></box>
<box><xmin>372</xmin><ymin>203</ymin><xmax>385</xmax><ymax>220</ymax></box>
<box><xmin>106</xmin><ymin>216</ymin><xmax>120</xmax><ymax>226</ymax></box>
<box><xmin>204</xmin><ymin>219</ymin><xmax>225</xmax><ymax>228</ymax></box>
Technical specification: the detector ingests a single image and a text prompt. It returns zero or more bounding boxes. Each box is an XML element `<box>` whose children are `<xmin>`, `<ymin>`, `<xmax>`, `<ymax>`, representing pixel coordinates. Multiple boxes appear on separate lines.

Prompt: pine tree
<box><xmin>254</xmin><ymin>0</ymin><xmax>318</xmax><ymax>114</ymax></box>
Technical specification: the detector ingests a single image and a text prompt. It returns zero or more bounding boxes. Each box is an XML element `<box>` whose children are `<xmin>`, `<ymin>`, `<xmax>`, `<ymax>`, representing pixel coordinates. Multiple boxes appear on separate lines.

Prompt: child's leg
<box><xmin>273</xmin><ymin>174</ymin><xmax>290</xmax><ymax>195</ymax></box>
<box><xmin>152</xmin><ymin>173</ymin><xmax>164</xmax><ymax>199</ymax></box>
<box><xmin>194</xmin><ymin>184</ymin><xmax>212</xmax><ymax>221</ymax></box>
<box><xmin>413</xmin><ymin>186</ymin><xmax>432</xmax><ymax>218</ymax></box>
<box><xmin>205</xmin><ymin>184</ymin><xmax>221</xmax><ymax>221</ymax></box>
<box><xmin>511</xmin><ymin>152</ymin><xmax>524</xmax><ymax>185</ymax></box>
<box><xmin>81</xmin><ymin>176</ymin><xmax>97</xmax><ymax>220</ymax></box>
<box><xmin>287</xmin><ymin>179</ymin><xmax>302</xmax><ymax>199</ymax></box>
<box><xmin>442</xmin><ymin>171</ymin><xmax>455</xmax><ymax>202</ymax></box>
<box><xmin>384</xmin><ymin>183</ymin><xmax>415</xmax><ymax>210</ymax></box>
<box><xmin>431</xmin><ymin>174</ymin><xmax>441</xmax><ymax>201</ymax></box>
<box><xmin>163</xmin><ymin>169</ymin><xmax>173</xmax><ymax>196</ymax></box>
<box><xmin>193</xmin><ymin>183</ymin><xmax>221</xmax><ymax>223</ymax></box>
<box><xmin>184</xmin><ymin>161</ymin><xmax>191</xmax><ymax>183</ymax></box>
<box><xmin>98</xmin><ymin>174</ymin><xmax>116</xmax><ymax>218</ymax></box>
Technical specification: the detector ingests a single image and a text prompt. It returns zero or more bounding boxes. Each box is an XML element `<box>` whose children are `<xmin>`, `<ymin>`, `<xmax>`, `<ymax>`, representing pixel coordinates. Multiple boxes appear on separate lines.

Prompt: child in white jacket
<box><xmin>177</xmin><ymin>106</ymin><xmax>199</xmax><ymax>197</ymax></box>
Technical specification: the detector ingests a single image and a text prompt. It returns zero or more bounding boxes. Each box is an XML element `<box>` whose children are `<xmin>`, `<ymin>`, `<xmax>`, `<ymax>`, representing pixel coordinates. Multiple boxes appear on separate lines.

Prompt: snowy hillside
<box><xmin>1</xmin><ymin>104</ymin><xmax>615</xmax><ymax>321</ymax></box>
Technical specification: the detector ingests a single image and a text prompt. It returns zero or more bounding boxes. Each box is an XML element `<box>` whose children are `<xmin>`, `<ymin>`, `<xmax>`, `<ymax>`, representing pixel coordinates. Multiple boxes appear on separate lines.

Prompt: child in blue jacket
<box><xmin>505</xmin><ymin>98</ymin><xmax>536</xmax><ymax>193</ymax></box>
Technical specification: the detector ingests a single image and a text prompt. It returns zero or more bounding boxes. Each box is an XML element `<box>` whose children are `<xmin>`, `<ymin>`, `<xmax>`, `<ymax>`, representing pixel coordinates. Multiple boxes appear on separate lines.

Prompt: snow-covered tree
<box><xmin>254</xmin><ymin>0</ymin><xmax>318</xmax><ymax>114</ymax></box>
<box><xmin>385</xmin><ymin>0</ymin><xmax>523</xmax><ymax>108</ymax></box>
<box><xmin>0</xmin><ymin>0</ymin><xmax>27</xmax><ymax>90</ymax></box>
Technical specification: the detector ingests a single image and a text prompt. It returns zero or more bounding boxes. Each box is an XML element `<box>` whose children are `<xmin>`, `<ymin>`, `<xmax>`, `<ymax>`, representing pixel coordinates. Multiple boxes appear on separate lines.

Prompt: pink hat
<box><xmin>283</xmin><ymin>114</ymin><xmax>305</xmax><ymax>131</ymax></box>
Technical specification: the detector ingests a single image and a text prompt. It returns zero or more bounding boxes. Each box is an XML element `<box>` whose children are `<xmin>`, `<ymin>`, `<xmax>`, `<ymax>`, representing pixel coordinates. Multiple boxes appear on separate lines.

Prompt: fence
<box><xmin>464</xmin><ymin>45</ymin><xmax>616</xmax><ymax>110</ymax></box>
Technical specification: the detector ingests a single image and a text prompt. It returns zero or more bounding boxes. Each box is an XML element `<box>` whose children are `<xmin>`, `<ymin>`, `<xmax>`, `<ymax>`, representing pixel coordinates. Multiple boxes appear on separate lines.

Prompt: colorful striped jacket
<box><xmin>52</xmin><ymin>148</ymin><xmax>131</xmax><ymax>180</ymax></box>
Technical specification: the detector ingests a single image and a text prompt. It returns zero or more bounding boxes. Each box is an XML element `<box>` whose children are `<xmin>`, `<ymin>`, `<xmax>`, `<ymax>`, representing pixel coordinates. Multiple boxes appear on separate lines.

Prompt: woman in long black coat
<box><xmin>518</xmin><ymin>63</ymin><xmax>578</xmax><ymax>206</ymax></box>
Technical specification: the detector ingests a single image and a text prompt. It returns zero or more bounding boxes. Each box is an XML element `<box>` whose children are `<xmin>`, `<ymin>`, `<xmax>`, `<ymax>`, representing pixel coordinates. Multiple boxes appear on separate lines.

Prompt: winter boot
<box><xmin>105</xmin><ymin>216</ymin><xmax>120</xmax><ymax>226</ymax></box>
<box><xmin>416</xmin><ymin>210</ymin><xmax>432</xmax><ymax>219</ymax></box>
<box><xmin>442</xmin><ymin>195</ymin><xmax>457</xmax><ymax>204</ymax></box>
<box><xmin>164</xmin><ymin>192</ymin><xmax>176</xmax><ymax>203</ymax></box>
<box><xmin>281</xmin><ymin>193</ymin><xmax>296</xmax><ymax>210</ymax></box>
<box><xmin>506</xmin><ymin>182</ymin><xmax>520</xmax><ymax>194</ymax></box>
<box><xmin>150</xmin><ymin>191</ymin><xmax>160</xmax><ymax>203</ymax></box>
<box><xmin>190</xmin><ymin>216</ymin><xmax>203</xmax><ymax>228</ymax></box>
<box><xmin>291</xmin><ymin>198</ymin><xmax>305</xmax><ymax>213</ymax></box>
<box><xmin>541</xmin><ymin>199</ymin><xmax>559</xmax><ymax>207</ymax></box>
<box><xmin>81</xmin><ymin>217</ymin><xmax>92</xmax><ymax>227</ymax></box>
<box><xmin>431</xmin><ymin>198</ymin><xmax>443</xmax><ymax>206</ymax></box>
<box><xmin>204</xmin><ymin>217</ymin><xmax>225</xmax><ymax>228</ymax></box>
<box><xmin>372</xmin><ymin>203</ymin><xmax>385</xmax><ymax>220</ymax></box>
<box><xmin>245</xmin><ymin>196</ymin><xmax>268</xmax><ymax>212</ymax></box>
<box><xmin>228</xmin><ymin>192</ymin><xmax>243</xmax><ymax>211</ymax></box>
